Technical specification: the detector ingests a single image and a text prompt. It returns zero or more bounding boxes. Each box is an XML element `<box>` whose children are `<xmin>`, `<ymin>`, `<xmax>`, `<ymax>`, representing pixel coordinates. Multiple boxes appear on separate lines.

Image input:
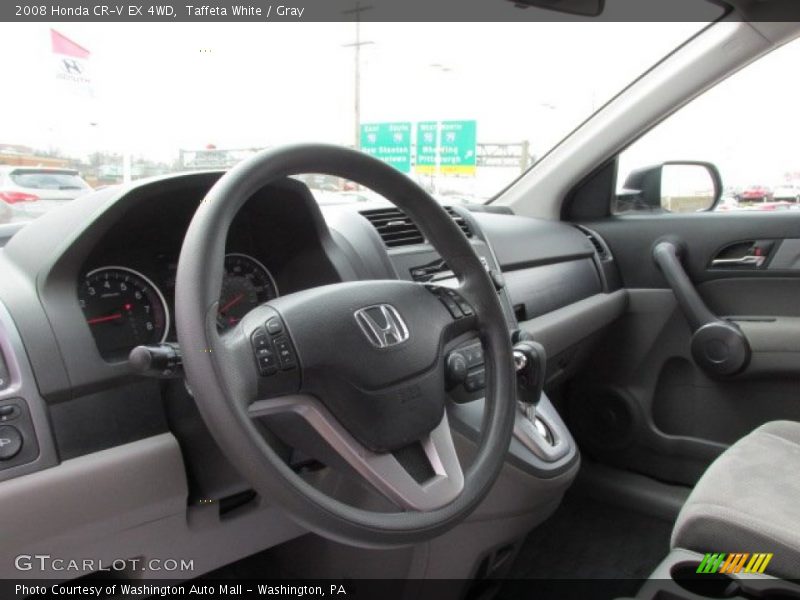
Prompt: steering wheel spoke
<box><xmin>248</xmin><ymin>394</ymin><xmax>463</xmax><ymax>511</ymax></box>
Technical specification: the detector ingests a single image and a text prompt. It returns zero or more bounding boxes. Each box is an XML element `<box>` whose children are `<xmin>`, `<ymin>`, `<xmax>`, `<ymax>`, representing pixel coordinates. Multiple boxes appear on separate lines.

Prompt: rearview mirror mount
<box><xmin>508</xmin><ymin>0</ymin><xmax>605</xmax><ymax>17</ymax></box>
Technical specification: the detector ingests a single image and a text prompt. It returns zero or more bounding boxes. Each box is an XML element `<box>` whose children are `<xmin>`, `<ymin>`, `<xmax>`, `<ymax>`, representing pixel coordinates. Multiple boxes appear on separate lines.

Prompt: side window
<box><xmin>615</xmin><ymin>37</ymin><xmax>800</xmax><ymax>214</ymax></box>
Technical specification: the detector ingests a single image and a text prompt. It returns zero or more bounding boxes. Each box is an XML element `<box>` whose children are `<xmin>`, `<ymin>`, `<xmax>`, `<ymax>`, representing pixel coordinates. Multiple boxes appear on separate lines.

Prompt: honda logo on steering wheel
<box><xmin>354</xmin><ymin>304</ymin><xmax>410</xmax><ymax>348</ymax></box>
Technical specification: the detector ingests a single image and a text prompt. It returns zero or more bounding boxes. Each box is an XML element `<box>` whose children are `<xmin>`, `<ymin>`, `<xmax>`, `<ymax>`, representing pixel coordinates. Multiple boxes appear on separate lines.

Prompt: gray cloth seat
<box><xmin>671</xmin><ymin>420</ymin><xmax>800</xmax><ymax>579</ymax></box>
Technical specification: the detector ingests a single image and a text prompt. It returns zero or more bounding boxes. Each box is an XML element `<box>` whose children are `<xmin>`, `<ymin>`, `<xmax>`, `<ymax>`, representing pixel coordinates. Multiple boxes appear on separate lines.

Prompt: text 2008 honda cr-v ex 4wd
<box><xmin>2</xmin><ymin>1</ymin><xmax>800</xmax><ymax>598</ymax></box>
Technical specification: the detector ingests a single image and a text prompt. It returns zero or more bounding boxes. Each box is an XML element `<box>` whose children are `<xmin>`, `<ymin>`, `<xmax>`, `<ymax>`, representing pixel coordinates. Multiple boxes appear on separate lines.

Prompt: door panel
<box><xmin>701</xmin><ymin>277</ymin><xmax>800</xmax><ymax>317</ymax></box>
<box><xmin>566</xmin><ymin>212</ymin><xmax>800</xmax><ymax>486</ymax></box>
<box><xmin>588</xmin><ymin>212</ymin><xmax>800</xmax><ymax>288</ymax></box>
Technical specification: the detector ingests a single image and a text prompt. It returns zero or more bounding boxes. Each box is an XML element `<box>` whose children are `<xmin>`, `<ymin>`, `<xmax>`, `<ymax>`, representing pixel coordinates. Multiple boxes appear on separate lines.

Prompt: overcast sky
<box><xmin>2</xmin><ymin>20</ymin><xmax>797</xmax><ymax>194</ymax></box>
<box><xmin>1</xmin><ymin>23</ymin><xmax>699</xmax><ymax>152</ymax></box>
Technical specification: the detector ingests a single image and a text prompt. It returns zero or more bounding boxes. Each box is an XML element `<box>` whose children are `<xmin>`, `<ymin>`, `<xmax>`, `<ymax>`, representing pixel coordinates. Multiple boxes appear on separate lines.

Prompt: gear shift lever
<box><xmin>513</xmin><ymin>340</ymin><xmax>546</xmax><ymax>409</ymax></box>
<box><xmin>512</xmin><ymin>339</ymin><xmax>555</xmax><ymax>446</ymax></box>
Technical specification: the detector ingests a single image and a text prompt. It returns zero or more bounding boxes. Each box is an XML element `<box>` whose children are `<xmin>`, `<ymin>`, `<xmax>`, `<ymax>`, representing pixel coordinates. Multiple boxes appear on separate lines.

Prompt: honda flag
<box><xmin>51</xmin><ymin>29</ymin><xmax>93</xmax><ymax>97</ymax></box>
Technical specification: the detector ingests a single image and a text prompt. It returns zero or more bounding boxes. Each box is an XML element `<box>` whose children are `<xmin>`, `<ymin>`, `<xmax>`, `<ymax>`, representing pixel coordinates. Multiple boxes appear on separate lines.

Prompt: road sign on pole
<box><xmin>415</xmin><ymin>121</ymin><xmax>439</xmax><ymax>175</ymax></box>
<box><xmin>415</xmin><ymin>120</ymin><xmax>477</xmax><ymax>175</ymax></box>
<box><xmin>359</xmin><ymin>122</ymin><xmax>412</xmax><ymax>172</ymax></box>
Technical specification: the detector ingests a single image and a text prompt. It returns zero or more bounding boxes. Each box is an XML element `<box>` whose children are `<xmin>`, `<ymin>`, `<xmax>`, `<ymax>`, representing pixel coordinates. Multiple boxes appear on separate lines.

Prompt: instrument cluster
<box><xmin>79</xmin><ymin>253</ymin><xmax>278</xmax><ymax>361</ymax></box>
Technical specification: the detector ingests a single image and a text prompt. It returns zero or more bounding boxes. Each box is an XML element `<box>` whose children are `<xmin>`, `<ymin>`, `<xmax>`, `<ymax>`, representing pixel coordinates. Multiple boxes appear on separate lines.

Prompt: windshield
<box><xmin>0</xmin><ymin>20</ymin><xmax>706</xmax><ymax>226</ymax></box>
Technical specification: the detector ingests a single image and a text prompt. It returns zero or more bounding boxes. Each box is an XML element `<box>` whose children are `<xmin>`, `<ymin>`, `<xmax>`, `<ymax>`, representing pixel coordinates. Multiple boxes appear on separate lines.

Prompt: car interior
<box><xmin>2</xmin><ymin>3</ymin><xmax>800</xmax><ymax>599</ymax></box>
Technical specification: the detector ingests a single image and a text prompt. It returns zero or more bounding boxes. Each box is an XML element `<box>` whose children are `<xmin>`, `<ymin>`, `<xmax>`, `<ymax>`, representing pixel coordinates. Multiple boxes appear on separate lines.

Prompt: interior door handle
<box><xmin>710</xmin><ymin>255</ymin><xmax>766</xmax><ymax>268</ymax></box>
<box><xmin>653</xmin><ymin>240</ymin><xmax>750</xmax><ymax>377</ymax></box>
<box><xmin>652</xmin><ymin>241</ymin><xmax>717</xmax><ymax>331</ymax></box>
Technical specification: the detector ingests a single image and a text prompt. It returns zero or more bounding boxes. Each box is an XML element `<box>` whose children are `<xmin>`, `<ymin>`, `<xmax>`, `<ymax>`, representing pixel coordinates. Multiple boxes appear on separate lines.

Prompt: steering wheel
<box><xmin>175</xmin><ymin>144</ymin><xmax>516</xmax><ymax>547</ymax></box>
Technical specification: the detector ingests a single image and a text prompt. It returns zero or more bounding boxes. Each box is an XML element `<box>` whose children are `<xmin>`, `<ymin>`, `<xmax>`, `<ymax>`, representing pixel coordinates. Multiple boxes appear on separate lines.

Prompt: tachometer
<box><xmin>218</xmin><ymin>253</ymin><xmax>279</xmax><ymax>330</ymax></box>
<box><xmin>79</xmin><ymin>266</ymin><xmax>169</xmax><ymax>361</ymax></box>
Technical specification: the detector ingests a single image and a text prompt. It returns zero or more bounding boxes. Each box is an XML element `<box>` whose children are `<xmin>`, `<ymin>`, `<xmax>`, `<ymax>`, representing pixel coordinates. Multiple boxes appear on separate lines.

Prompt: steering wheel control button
<box><xmin>0</xmin><ymin>425</ymin><xmax>22</xmax><ymax>460</ymax></box>
<box><xmin>446</xmin><ymin>352</ymin><xmax>468</xmax><ymax>386</ymax></box>
<box><xmin>440</xmin><ymin>294</ymin><xmax>463</xmax><ymax>318</ymax></box>
<box><xmin>461</xmin><ymin>343</ymin><xmax>484</xmax><ymax>368</ymax></box>
<box><xmin>0</xmin><ymin>404</ymin><xmax>21</xmax><ymax>423</ymax></box>
<box><xmin>266</xmin><ymin>318</ymin><xmax>283</xmax><ymax>334</ymax></box>
<box><xmin>257</xmin><ymin>351</ymin><xmax>279</xmax><ymax>375</ymax></box>
<box><xmin>251</xmin><ymin>329</ymin><xmax>269</xmax><ymax>350</ymax></box>
<box><xmin>447</xmin><ymin>341</ymin><xmax>487</xmax><ymax>393</ymax></box>
<box><xmin>425</xmin><ymin>285</ymin><xmax>476</xmax><ymax>320</ymax></box>
<box><xmin>454</xmin><ymin>299</ymin><xmax>474</xmax><ymax>317</ymax></box>
<box><xmin>257</xmin><ymin>349</ymin><xmax>279</xmax><ymax>373</ymax></box>
<box><xmin>426</xmin><ymin>285</ymin><xmax>461</xmax><ymax>318</ymax></box>
<box><xmin>464</xmin><ymin>368</ymin><xmax>486</xmax><ymax>392</ymax></box>
<box><xmin>273</xmin><ymin>336</ymin><xmax>297</xmax><ymax>370</ymax></box>
<box><xmin>251</xmin><ymin>328</ymin><xmax>279</xmax><ymax>375</ymax></box>
<box><xmin>444</xmin><ymin>289</ymin><xmax>475</xmax><ymax>316</ymax></box>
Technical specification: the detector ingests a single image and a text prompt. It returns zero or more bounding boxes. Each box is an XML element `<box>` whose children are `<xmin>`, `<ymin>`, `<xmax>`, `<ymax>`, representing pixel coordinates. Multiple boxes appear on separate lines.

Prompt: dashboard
<box><xmin>0</xmin><ymin>167</ymin><xmax>628</xmax><ymax>581</ymax></box>
<box><xmin>0</xmin><ymin>170</ymin><xmax>623</xmax><ymax>485</ymax></box>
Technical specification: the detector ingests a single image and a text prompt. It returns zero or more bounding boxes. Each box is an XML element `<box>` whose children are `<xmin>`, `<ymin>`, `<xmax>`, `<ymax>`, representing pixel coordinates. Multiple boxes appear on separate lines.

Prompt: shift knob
<box><xmin>513</xmin><ymin>340</ymin><xmax>546</xmax><ymax>407</ymax></box>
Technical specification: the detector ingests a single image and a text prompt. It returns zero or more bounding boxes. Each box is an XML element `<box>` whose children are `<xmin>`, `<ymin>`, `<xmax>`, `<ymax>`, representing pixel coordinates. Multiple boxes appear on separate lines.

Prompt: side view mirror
<box><xmin>618</xmin><ymin>161</ymin><xmax>723</xmax><ymax>213</ymax></box>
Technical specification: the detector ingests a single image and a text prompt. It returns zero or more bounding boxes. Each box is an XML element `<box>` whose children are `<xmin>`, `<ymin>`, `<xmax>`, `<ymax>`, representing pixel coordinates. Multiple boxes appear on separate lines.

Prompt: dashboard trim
<box><xmin>0</xmin><ymin>298</ymin><xmax>58</xmax><ymax>482</ymax></box>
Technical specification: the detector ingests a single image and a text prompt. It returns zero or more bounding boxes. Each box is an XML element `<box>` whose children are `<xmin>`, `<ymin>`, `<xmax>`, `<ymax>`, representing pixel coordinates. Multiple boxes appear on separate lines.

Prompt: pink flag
<box><xmin>50</xmin><ymin>29</ymin><xmax>92</xmax><ymax>96</ymax></box>
<box><xmin>50</xmin><ymin>29</ymin><xmax>90</xmax><ymax>59</ymax></box>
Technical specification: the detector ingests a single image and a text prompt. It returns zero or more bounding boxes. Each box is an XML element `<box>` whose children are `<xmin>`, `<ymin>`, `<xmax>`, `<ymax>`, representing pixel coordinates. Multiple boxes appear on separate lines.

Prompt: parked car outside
<box><xmin>773</xmin><ymin>183</ymin><xmax>800</xmax><ymax>202</ymax></box>
<box><xmin>737</xmin><ymin>184</ymin><xmax>773</xmax><ymax>202</ymax></box>
<box><xmin>0</xmin><ymin>166</ymin><xmax>93</xmax><ymax>221</ymax></box>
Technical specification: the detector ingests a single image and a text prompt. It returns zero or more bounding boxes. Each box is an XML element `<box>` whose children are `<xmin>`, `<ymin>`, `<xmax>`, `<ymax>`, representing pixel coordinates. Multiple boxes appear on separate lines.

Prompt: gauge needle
<box><xmin>87</xmin><ymin>313</ymin><xmax>122</xmax><ymax>325</ymax></box>
<box><xmin>219</xmin><ymin>293</ymin><xmax>244</xmax><ymax>314</ymax></box>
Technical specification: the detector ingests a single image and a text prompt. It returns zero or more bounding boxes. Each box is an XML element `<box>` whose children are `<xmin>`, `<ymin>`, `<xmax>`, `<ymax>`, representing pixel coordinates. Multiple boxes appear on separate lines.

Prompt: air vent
<box><xmin>361</xmin><ymin>206</ymin><xmax>473</xmax><ymax>248</ymax></box>
<box><xmin>360</xmin><ymin>207</ymin><xmax>425</xmax><ymax>247</ymax></box>
<box><xmin>575</xmin><ymin>225</ymin><xmax>611</xmax><ymax>260</ymax></box>
<box><xmin>444</xmin><ymin>207</ymin><xmax>474</xmax><ymax>238</ymax></box>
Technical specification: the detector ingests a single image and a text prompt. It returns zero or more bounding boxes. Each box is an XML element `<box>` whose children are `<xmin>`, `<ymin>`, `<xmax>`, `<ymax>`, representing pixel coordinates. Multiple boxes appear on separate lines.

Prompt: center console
<box><xmin>442</xmin><ymin>314</ymin><xmax>578</xmax><ymax>478</ymax></box>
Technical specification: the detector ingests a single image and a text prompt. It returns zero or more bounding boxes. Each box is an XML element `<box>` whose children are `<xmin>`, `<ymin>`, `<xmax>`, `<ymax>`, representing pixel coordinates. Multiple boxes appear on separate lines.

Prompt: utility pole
<box><xmin>520</xmin><ymin>140</ymin><xmax>530</xmax><ymax>173</ymax></box>
<box><xmin>342</xmin><ymin>2</ymin><xmax>373</xmax><ymax>149</ymax></box>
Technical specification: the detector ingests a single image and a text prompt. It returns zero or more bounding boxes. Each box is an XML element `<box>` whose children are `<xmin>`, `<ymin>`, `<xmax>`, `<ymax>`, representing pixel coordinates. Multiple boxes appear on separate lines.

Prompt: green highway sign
<box><xmin>359</xmin><ymin>122</ymin><xmax>412</xmax><ymax>173</ymax></box>
<box><xmin>415</xmin><ymin>122</ymin><xmax>439</xmax><ymax>174</ymax></box>
<box><xmin>415</xmin><ymin>120</ymin><xmax>477</xmax><ymax>175</ymax></box>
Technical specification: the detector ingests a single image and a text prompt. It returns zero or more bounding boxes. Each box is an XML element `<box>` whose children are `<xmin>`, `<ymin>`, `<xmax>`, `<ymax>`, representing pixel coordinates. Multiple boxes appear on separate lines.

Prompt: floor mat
<box><xmin>498</xmin><ymin>492</ymin><xmax>673</xmax><ymax>599</ymax></box>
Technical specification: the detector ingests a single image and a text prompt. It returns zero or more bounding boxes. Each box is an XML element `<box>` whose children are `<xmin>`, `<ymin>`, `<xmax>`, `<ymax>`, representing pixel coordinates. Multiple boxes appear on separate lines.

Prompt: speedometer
<box><xmin>217</xmin><ymin>253</ymin><xmax>279</xmax><ymax>330</ymax></box>
<box><xmin>79</xmin><ymin>267</ymin><xmax>169</xmax><ymax>361</ymax></box>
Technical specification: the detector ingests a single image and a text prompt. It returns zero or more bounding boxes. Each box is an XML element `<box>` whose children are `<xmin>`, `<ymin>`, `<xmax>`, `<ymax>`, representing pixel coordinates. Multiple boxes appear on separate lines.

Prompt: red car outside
<box><xmin>737</xmin><ymin>185</ymin><xmax>773</xmax><ymax>202</ymax></box>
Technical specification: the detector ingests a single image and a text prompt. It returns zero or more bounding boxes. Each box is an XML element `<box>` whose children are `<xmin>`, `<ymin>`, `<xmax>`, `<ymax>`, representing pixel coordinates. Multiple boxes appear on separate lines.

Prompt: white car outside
<box><xmin>773</xmin><ymin>183</ymin><xmax>800</xmax><ymax>202</ymax></box>
<box><xmin>0</xmin><ymin>166</ymin><xmax>93</xmax><ymax>220</ymax></box>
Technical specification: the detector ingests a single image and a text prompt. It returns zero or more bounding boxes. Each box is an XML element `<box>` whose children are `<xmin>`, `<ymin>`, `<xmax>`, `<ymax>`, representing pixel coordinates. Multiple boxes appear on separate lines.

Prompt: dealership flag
<box><xmin>51</xmin><ymin>29</ymin><xmax>93</xmax><ymax>97</ymax></box>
